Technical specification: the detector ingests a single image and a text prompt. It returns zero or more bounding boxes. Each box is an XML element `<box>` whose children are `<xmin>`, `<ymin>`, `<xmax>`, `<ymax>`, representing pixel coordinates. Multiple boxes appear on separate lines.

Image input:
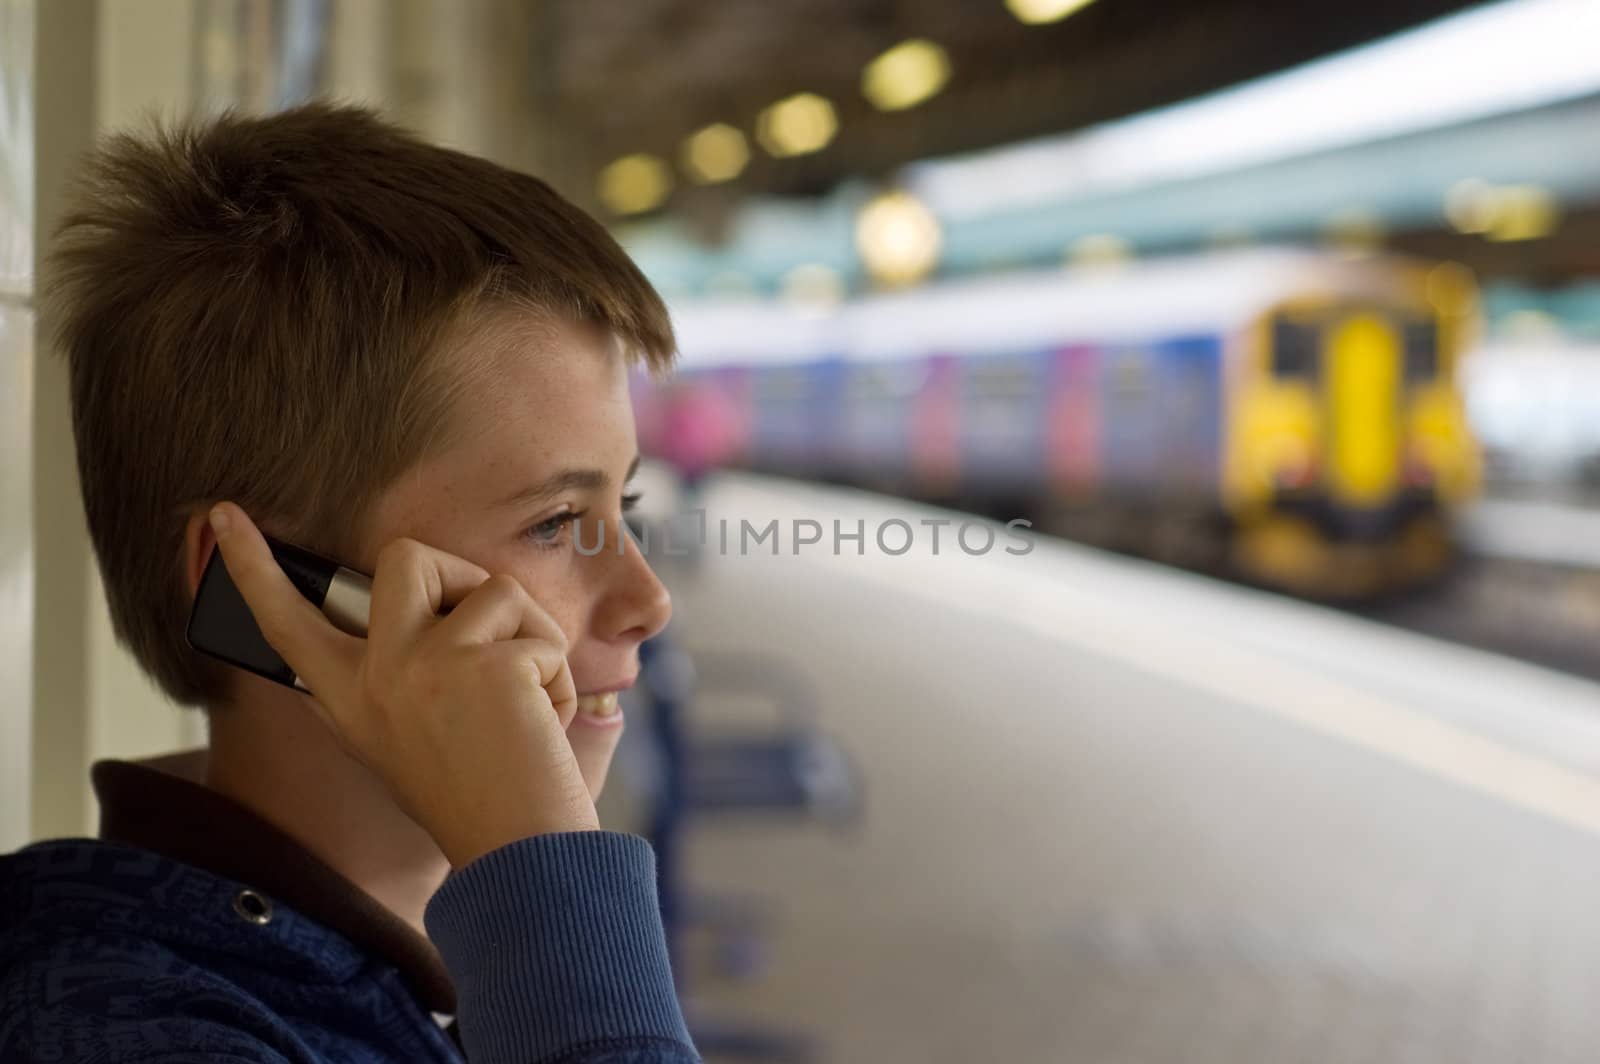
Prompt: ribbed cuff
<box><xmin>424</xmin><ymin>831</ymin><xmax>695</xmax><ymax>1063</ymax></box>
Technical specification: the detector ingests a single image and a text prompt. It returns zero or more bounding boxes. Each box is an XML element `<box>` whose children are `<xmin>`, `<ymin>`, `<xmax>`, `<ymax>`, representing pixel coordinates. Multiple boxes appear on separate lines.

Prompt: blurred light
<box><xmin>1323</xmin><ymin>208</ymin><xmax>1385</xmax><ymax>256</ymax></box>
<box><xmin>781</xmin><ymin>263</ymin><xmax>847</xmax><ymax>308</ymax></box>
<box><xmin>976</xmin><ymin>251</ymin><xmax>1028</xmax><ymax>274</ymax></box>
<box><xmin>680</xmin><ymin>123</ymin><xmax>749</xmax><ymax>184</ymax></box>
<box><xmin>598</xmin><ymin>154</ymin><xmax>672</xmax><ymax>215</ymax></box>
<box><xmin>1445</xmin><ymin>178</ymin><xmax>1498</xmax><ymax>234</ymax></box>
<box><xmin>1426</xmin><ymin>262</ymin><xmax>1477</xmax><ymax>318</ymax></box>
<box><xmin>1066</xmin><ymin>233</ymin><xmax>1133</xmax><ymax>269</ymax></box>
<box><xmin>862</xmin><ymin>39</ymin><xmax>951</xmax><ymax>112</ymax></box>
<box><xmin>1501</xmin><ymin>309</ymin><xmax>1562</xmax><ymax>340</ymax></box>
<box><xmin>910</xmin><ymin>0</ymin><xmax>1600</xmax><ymax>220</ymax></box>
<box><xmin>704</xmin><ymin>270</ymin><xmax>760</xmax><ymax>300</ymax></box>
<box><xmin>1006</xmin><ymin>0</ymin><xmax>1099</xmax><ymax>25</ymax></box>
<box><xmin>856</xmin><ymin>190</ymin><xmax>942</xmax><ymax>287</ymax></box>
<box><xmin>1208</xmin><ymin>225</ymin><xmax>1254</xmax><ymax>250</ymax></box>
<box><xmin>1486</xmin><ymin>185</ymin><xmax>1559</xmax><ymax>242</ymax></box>
<box><xmin>757</xmin><ymin>93</ymin><xmax>839</xmax><ymax>157</ymax></box>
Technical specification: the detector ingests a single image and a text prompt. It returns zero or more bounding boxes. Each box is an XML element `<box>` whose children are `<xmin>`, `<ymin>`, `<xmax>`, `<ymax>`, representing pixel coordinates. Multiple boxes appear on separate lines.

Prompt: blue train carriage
<box><xmin>657</xmin><ymin>247</ymin><xmax>1479</xmax><ymax>598</ymax></box>
<box><xmin>805</xmin><ymin>259</ymin><xmax>1236</xmax><ymax>559</ymax></box>
<box><xmin>647</xmin><ymin>300</ymin><xmax>845</xmax><ymax>478</ymax></box>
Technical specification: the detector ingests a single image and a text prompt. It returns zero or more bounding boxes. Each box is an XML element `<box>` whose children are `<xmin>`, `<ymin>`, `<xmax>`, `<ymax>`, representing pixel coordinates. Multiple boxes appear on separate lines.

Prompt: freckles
<box><xmin>518</xmin><ymin>558</ymin><xmax>585</xmax><ymax>623</ymax></box>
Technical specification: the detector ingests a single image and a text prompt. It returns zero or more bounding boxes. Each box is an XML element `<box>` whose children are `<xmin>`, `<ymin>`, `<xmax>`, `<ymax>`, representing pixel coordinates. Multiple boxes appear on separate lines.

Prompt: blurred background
<box><xmin>7</xmin><ymin>1</ymin><xmax>1600</xmax><ymax>1060</ymax></box>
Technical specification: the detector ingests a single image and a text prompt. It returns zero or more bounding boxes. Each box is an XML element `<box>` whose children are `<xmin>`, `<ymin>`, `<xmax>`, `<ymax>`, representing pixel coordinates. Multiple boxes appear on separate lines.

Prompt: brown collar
<box><xmin>91</xmin><ymin>750</ymin><xmax>457</xmax><ymax>1015</ymax></box>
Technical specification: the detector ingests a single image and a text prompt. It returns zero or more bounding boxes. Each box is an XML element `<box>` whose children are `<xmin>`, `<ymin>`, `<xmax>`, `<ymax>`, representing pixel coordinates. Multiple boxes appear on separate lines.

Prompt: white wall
<box><xmin>0</xmin><ymin>0</ymin><xmax>33</xmax><ymax>851</ymax></box>
<box><xmin>29</xmin><ymin>0</ymin><xmax>207</xmax><ymax>843</ymax></box>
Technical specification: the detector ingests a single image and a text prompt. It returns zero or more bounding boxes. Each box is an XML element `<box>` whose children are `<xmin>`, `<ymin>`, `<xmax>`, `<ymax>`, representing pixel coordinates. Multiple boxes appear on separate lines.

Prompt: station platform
<box><xmin>606</xmin><ymin>471</ymin><xmax>1600</xmax><ymax>1063</ymax></box>
<box><xmin>1461</xmin><ymin>496</ymin><xmax>1600</xmax><ymax>571</ymax></box>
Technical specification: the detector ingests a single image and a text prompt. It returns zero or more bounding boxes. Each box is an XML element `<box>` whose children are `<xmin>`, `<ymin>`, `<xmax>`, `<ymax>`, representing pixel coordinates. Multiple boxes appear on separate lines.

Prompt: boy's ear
<box><xmin>183</xmin><ymin>509</ymin><xmax>219</xmax><ymax>603</ymax></box>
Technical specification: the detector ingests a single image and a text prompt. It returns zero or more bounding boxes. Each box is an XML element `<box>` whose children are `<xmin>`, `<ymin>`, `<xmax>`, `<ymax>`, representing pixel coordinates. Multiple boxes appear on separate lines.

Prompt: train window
<box><xmin>1108</xmin><ymin>351</ymin><xmax>1148</xmax><ymax>400</ymax></box>
<box><xmin>1403</xmin><ymin>318</ymin><xmax>1439</xmax><ymax>381</ymax></box>
<box><xmin>848</xmin><ymin>364</ymin><xmax>921</xmax><ymax>402</ymax></box>
<box><xmin>1271</xmin><ymin>319</ymin><xmax>1320</xmax><ymax>379</ymax></box>
<box><xmin>880</xmin><ymin>362</ymin><xmax>929</xmax><ymax>397</ymax></box>
<box><xmin>755</xmin><ymin>367</ymin><xmax>813</xmax><ymax>402</ymax></box>
<box><xmin>969</xmin><ymin>358</ymin><xmax>1035</xmax><ymax>399</ymax></box>
<box><xmin>846</xmin><ymin>368</ymin><xmax>883</xmax><ymax>401</ymax></box>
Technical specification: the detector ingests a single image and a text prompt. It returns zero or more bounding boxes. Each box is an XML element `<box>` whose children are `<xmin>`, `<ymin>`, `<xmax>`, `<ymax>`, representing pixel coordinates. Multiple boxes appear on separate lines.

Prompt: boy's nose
<box><xmin>601</xmin><ymin>525</ymin><xmax>672</xmax><ymax>644</ymax></box>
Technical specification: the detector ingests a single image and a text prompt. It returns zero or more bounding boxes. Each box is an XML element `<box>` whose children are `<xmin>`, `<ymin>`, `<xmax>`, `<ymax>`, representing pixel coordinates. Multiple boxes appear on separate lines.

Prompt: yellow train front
<box><xmin>1225</xmin><ymin>260</ymin><xmax>1481</xmax><ymax>597</ymax></box>
<box><xmin>645</xmin><ymin>247</ymin><xmax>1481</xmax><ymax>600</ymax></box>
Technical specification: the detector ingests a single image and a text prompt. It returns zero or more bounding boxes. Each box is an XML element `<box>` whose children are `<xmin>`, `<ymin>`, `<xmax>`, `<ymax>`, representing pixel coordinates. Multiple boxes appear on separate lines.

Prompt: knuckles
<box><xmin>375</xmin><ymin>536</ymin><xmax>426</xmax><ymax>575</ymax></box>
<box><xmin>482</xmin><ymin>572</ymin><xmax>525</xmax><ymax>600</ymax></box>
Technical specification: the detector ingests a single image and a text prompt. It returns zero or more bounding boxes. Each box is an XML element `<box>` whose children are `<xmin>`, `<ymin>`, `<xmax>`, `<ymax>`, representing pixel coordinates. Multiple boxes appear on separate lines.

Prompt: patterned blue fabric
<box><xmin>0</xmin><ymin>833</ymin><xmax>701</xmax><ymax>1063</ymax></box>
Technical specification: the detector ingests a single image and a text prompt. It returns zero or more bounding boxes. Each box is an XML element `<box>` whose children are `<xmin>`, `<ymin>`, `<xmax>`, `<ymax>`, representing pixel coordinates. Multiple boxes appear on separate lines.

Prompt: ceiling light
<box><xmin>681</xmin><ymin>123</ymin><xmax>749</xmax><ymax>184</ymax></box>
<box><xmin>756</xmin><ymin>93</ymin><xmax>839</xmax><ymax>157</ymax></box>
<box><xmin>1323</xmin><ymin>208</ymin><xmax>1385</xmax><ymax>256</ymax></box>
<box><xmin>1006</xmin><ymin>0</ymin><xmax>1099</xmax><ymax>26</ymax></box>
<box><xmin>1445</xmin><ymin>178</ymin><xmax>1498</xmax><ymax>234</ymax></box>
<box><xmin>1485</xmin><ymin>185</ymin><xmax>1559</xmax><ymax>242</ymax></box>
<box><xmin>781</xmin><ymin>263</ymin><xmax>847</xmax><ymax>311</ymax></box>
<box><xmin>862</xmin><ymin>39</ymin><xmax>952</xmax><ymax>112</ymax></box>
<box><xmin>597</xmin><ymin>154</ymin><xmax>672</xmax><ymax>215</ymax></box>
<box><xmin>1066</xmin><ymin>233</ymin><xmax>1133</xmax><ymax>268</ymax></box>
<box><xmin>856</xmin><ymin>190</ymin><xmax>941</xmax><ymax>287</ymax></box>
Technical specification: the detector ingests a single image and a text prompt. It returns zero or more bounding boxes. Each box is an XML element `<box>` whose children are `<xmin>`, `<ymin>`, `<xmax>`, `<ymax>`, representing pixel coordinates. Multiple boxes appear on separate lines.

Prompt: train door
<box><xmin>838</xmin><ymin>360</ymin><xmax>918</xmax><ymax>481</ymax></box>
<box><xmin>909</xmin><ymin>353</ymin><xmax>961</xmax><ymax>495</ymax></box>
<box><xmin>749</xmin><ymin>363</ymin><xmax>822</xmax><ymax>473</ymax></box>
<box><xmin>812</xmin><ymin>355</ymin><xmax>850</xmax><ymax>479</ymax></box>
<box><xmin>958</xmin><ymin>350</ymin><xmax>1050</xmax><ymax>499</ymax></box>
<box><xmin>1045</xmin><ymin>344</ymin><xmax>1099</xmax><ymax>499</ymax></box>
<box><xmin>710</xmin><ymin>365</ymin><xmax>754</xmax><ymax>467</ymax></box>
<box><xmin>1100</xmin><ymin>345</ymin><xmax>1159</xmax><ymax>499</ymax></box>
<box><xmin>1153</xmin><ymin>335</ymin><xmax>1223</xmax><ymax>502</ymax></box>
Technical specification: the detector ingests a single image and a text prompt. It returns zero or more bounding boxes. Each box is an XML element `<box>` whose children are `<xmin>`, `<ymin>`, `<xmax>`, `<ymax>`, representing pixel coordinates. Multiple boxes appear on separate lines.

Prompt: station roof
<box><xmin>545</xmin><ymin>0</ymin><xmax>1487</xmax><ymax>217</ymax></box>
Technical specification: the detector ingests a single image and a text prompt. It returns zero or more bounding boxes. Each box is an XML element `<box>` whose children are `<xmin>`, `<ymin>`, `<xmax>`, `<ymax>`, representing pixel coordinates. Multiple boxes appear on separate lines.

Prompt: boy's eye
<box><xmin>525</xmin><ymin>511</ymin><xmax>580</xmax><ymax>548</ymax></box>
<box><xmin>522</xmin><ymin>489</ymin><xmax>642</xmax><ymax>551</ymax></box>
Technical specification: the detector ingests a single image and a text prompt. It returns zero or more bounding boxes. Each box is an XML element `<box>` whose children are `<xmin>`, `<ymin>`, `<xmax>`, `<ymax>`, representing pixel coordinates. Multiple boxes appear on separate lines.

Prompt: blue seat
<box><xmin>636</xmin><ymin>632</ymin><xmax>863</xmax><ymax>1062</ymax></box>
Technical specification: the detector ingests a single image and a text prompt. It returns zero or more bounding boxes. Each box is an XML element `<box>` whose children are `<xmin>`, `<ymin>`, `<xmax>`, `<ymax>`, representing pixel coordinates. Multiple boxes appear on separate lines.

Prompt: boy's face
<box><xmin>362</xmin><ymin>310</ymin><xmax>673</xmax><ymax>792</ymax></box>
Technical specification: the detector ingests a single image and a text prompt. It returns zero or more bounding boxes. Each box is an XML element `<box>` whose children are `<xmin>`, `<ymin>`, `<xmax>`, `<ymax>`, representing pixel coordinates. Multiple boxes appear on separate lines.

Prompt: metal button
<box><xmin>232</xmin><ymin>888</ymin><xmax>273</xmax><ymax>925</ymax></box>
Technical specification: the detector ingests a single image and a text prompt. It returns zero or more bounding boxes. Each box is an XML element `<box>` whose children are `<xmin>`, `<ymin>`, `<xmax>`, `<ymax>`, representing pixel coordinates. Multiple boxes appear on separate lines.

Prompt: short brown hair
<box><xmin>44</xmin><ymin>101</ymin><xmax>676</xmax><ymax>709</ymax></box>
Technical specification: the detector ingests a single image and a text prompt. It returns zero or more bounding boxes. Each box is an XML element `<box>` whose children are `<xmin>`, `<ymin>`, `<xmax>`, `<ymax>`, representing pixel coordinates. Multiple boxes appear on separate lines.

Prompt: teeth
<box><xmin>576</xmin><ymin>691</ymin><xmax>621</xmax><ymax>717</ymax></box>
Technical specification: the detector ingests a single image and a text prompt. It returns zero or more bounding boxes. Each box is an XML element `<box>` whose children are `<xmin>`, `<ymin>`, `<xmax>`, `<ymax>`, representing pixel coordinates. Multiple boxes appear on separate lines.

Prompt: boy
<box><xmin>0</xmin><ymin>102</ymin><xmax>700</xmax><ymax>1063</ymax></box>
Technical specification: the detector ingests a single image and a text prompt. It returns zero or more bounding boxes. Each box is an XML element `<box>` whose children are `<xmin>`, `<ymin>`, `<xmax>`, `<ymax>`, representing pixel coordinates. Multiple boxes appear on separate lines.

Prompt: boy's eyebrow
<box><xmin>495</xmin><ymin>454</ymin><xmax>642</xmax><ymax>509</ymax></box>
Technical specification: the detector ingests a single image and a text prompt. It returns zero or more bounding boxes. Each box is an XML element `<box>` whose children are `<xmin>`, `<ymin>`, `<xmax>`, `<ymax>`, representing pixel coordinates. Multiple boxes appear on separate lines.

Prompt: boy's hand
<box><xmin>569</xmin><ymin>721</ymin><xmax>624</xmax><ymax>802</ymax></box>
<box><xmin>207</xmin><ymin>501</ymin><xmax>599</xmax><ymax>870</ymax></box>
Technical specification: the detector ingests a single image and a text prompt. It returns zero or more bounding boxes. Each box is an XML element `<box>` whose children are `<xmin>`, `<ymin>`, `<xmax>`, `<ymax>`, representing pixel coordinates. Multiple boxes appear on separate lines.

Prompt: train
<box><xmin>632</xmin><ymin>247</ymin><xmax>1482</xmax><ymax>598</ymax></box>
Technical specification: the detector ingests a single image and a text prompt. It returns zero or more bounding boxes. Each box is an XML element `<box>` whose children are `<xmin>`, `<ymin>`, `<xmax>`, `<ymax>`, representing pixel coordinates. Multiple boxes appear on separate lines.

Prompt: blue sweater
<box><xmin>0</xmin><ymin>758</ymin><xmax>702</xmax><ymax>1063</ymax></box>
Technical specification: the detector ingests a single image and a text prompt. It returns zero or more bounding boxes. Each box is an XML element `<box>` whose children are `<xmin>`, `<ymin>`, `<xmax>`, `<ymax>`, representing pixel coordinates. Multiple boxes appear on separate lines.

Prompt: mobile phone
<box><xmin>185</xmin><ymin>533</ymin><xmax>372</xmax><ymax>693</ymax></box>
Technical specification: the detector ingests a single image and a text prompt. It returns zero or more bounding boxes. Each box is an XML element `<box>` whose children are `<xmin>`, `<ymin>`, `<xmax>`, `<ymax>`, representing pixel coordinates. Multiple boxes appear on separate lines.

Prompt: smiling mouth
<box><xmin>575</xmin><ymin>691</ymin><xmax>621</xmax><ymax>718</ymax></box>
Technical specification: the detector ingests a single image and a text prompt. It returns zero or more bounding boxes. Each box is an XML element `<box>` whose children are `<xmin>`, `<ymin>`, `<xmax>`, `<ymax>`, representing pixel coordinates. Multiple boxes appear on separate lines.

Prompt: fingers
<box><xmin>436</xmin><ymin>578</ymin><xmax>576</xmax><ymax>725</ymax></box>
<box><xmin>208</xmin><ymin>503</ymin><xmax>363</xmax><ymax>703</ymax></box>
<box><xmin>453</xmin><ymin>638</ymin><xmax>577</xmax><ymax>738</ymax></box>
<box><xmin>366</xmin><ymin>538</ymin><xmax>492</xmax><ymax>671</ymax></box>
<box><xmin>213</xmin><ymin>505</ymin><xmax>578</xmax><ymax>735</ymax></box>
<box><xmin>567</xmin><ymin>719</ymin><xmax>624</xmax><ymax>800</ymax></box>
<box><xmin>515</xmin><ymin>639</ymin><xmax>579</xmax><ymax>730</ymax></box>
<box><xmin>430</xmin><ymin>573</ymin><xmax>567</xmax><ymax>647</ymax></box>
